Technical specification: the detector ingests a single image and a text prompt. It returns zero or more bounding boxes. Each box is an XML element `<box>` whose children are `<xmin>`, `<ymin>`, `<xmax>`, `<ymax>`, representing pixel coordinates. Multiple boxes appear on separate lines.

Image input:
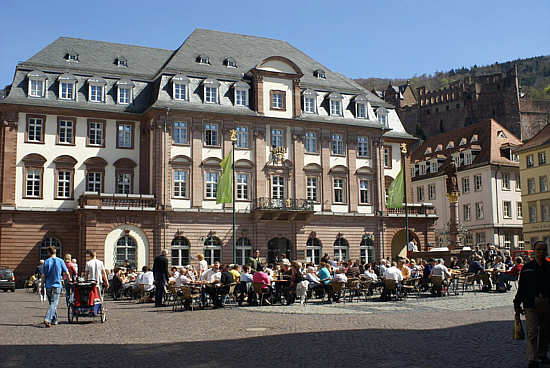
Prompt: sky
<box><xmin>1</xmin><ymin>0</ymin><xmax>549</xmax><ymax>88</ymax></box>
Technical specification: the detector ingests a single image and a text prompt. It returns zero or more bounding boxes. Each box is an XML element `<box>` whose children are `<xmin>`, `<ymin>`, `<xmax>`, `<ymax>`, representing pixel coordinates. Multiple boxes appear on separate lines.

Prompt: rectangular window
<box><xmin>57</xmin><ymin>119</ymin><xmax>74</xmax><ymax>145</ymax></box>
<box><xmin>174</xmin><ymin>83</ymin><xmax>187</xmax><ymax>100</ymax></box>
<box><xmin>205</xmin><ymin>123</ymin><xmax>218</xmax><ymax>146</ymax></box>
<box><xmin>502</xmin><ymin>172</ymin><xmax>510</xmax><ymax>190</ymax></box>
<box><xmin>205</xmin><ymin>172</ymin><xmax>218</xmax><ymax>199</ymax></box>
<box><xmin>117</xmin><ymin>123</ymin><xmax>133</xmax><ymax>148</ymax></box>
<box><xmin>118</xmin><ymin>87</ymin><xmax>130</xmax><ymax>104</ymax></box>
<box><xmin>305</xmin><ymin>132</ymin><xmax>317</xmax><ymax>153</ymax></box>
<box><xmin>25</xmin><ymin>168</ymin><xmax>41</xmax><ymax>198</ymax></box>
<box><xmin>474</xmin><ymin>175</ymin><xmax>482</xmax><ymax>191</ymax></box>
<box><xmin>528</xmin><ymin>178</ymin><xmax>536</xmax><ymax>194</ymax></box>
<box><xmin>88</xmin><ymin>121</ymin><xmax>104</xmax><ymax>147</ymax></box>
<box><xmin>384</xmin><ymin>146</ymin><xmax>392</xmax><ymax>169</ymax></box>
<box><xmin>430</xmin><ymin>161</ymin><xmax>438</xmax><ymax>173</ymax></box>
<box><xmin>173</xmin><ymin>121</ymin><xmax>188</xmax><ymax>145</ymax></box>
<box><xmin>333</xmin><ymin>178</ymin><xmax>345</xmax><ymax>203</ymax></box>
<box><xmin>60</xmin><ymin>82</ymin><xmax>74</xmax><ymax>100</ymax></box>
<box><xmin>464</xmin><ymin>152</ymin><xmax>473</xmax><ymax>165</ymax></box>
<box><xmin>476</xmin><ymin>232</ymin><xmax>486</xmax><ymax>246</ymax></box>
<box><xmin>419</xmin><ymin>164</ymin><xmax>426</xmax><ymax>175</ymax></box>
<box><xmin>503</xmin><ymin>201</ymin><xmax>512</xmax><ymax>218</ymax></box>
<box><xmin>462</xmin><ymin>177</ymin><xmax>470</xmax><ymax>193</ymax></box>
<box><xmin>272</xmin><ymin>176</ymin><xmax>285</xmax><ymax>200</ymax></box>
<box><xmin>515</xmin><ymin>174</ymin><xmax>521</xmax><ymax>190</ymax></box>
<box><xmin>542</xmin><ymin>200</ymin><xmax>550</xmax><ymax>222</ymax></box>
<box><xmin>271</xmin><ymin>129</ymin><xmax>284</xmax><ymax>148</ymax></box>
<box><xmin>359</xmin><ymin>179</ymin><xmax>370</xmax><ymax>204</ymax></box>
<box><xmin>56</xmin><ymin>170</ymin><xmax>72</xmax><ymax>199</ymax></box>
<box><xmin>271</xmin><ymin>90</ymin><xmax>285</xmax><ymax>110</ymax></box>
<box><xmin>463</xmin><ymin>204</ymin><xmax>471</xmax><ymax>221</ymax></box>
<box><xmin>236</xmin><ymin>126</ymin><xmax>248</xmax><ymax>149</ymax></box>
<box><xmin>29</xmin><ymin>79</ymin><xmax>43</xmax><ymax>97</ymax></box>
<box><xmin>331</xmin><ymin>134</ymin><xmax>344</xmax><ymax>155</ymax></box>
<box><xmin>173</xmin><ymin>170</ymin><xmax>187</xmax><ymax>198</ymax></box>
<box><xmin>236</xmin><ymin>173</ymin><xmax>249</xmax><ymax>200</ymax></box>
<box><xmin>417</xmin><ymin>186</ymin><xmax>425</xmax><ymax>201</ymax></box>
<box><xmin>529</xmin><ymin>202</ymin><xmax>537</xmax><ymax>223</ymax></box>
<box><xmin>27</xmin><ymin>117</ymin><xmax>44</xmax><ymax>143</ymax></box>
<box><xmin>89</xmin><ymin>85</ymin><xmax>103</xmax><ymax>102</ymax></box>
<box><xmin>357</xmin><ymin>136</ymin><xmax>369</xmax><ymax>157</ymax></box>
<box><xmin>205</xmin><ymin>86</ymin><xmax>218</xmax><ymax>103</ymax></box>
<box><xmin>540</xmin><ymin>176</ymin><xmax>548</xmax><ymax>192</ymax></box>
<box><xmin>330</xmin><ymin>99</ymin><xmax>341</xmax><ymax>116</ymax></box>
<box><xmin>378</xmin><ymin>113</ymin><xmax>388</xmax><ymax>126</ymax></box>
<box><xmin>357</xmin><ymin>103</ymin><xmax>366</xmax><ymax>118</ymax></box>
<box><xmin>527</xmin><ymin>155</ymin><xmax>534</xmax><ymax>168</ymax></box>
<box><xmin>306</xmin><ymin>177</ymin><xmax>318</xmax><ymax>202</ymax></box>
<box><xmin>428</xmin><ymin>184</ymin><xmax>436</xmax><ymax>200</ymax></box>
<box><xmin>517</xmin><ymin>202</ymin><xmax>523</xmax><ymax>218</ymax></box>
<box><xmin>304</xmin><ymin>97</ymin><xmax>315</xmax><ymax>113</ymax></box>
<box><xmin>116</xmin><ymin>172</ymin><xmax>132</xmax><ymax>194</ymax></box>
<box><xmin>235</xmin><ymin>89</ymin><xmax>248</xmax><ymax>106</ymax></box>
<box><xmin>539</xmin><ymin>151</ymin><xmax>547</xmax><ymax>165</ymax></box>
<box><xmin>86</xmin><ymin>172</ymin><xmax>102</xmax><ymax>192</ymax></box>
<box><xmin>475</xmin><ymin>202</ymin><xmax>484</xmax><ymax>219</ymax></box>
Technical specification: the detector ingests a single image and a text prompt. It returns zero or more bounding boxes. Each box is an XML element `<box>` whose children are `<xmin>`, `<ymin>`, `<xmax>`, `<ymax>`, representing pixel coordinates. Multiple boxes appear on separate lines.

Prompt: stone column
<box><xmin>292</xmin><ymin>128</ymin><xmax>305</xmax><ymax>200</ymax></box>
<box><xmin>347</xmin><ymin>133</ymin><xmax>358</xmax><ymax>213</ymax></box>
<box><xmin>0</xmin><ymin>112</ymin><xmax>18</xmax><ymax>206</ymax></box>
<box><xmin>372</xmin><ymin>136</ymin><xmax>385</xmax><ymax>214</ymax></box>
<box><xmin>292</xmin><ymin>79</ymin><xmax>301</xmax><ymax>118</ymax></box>
<box><xmin>320</xmin><ymin>130</ymin><xmax>331</xmax><ymax>211</ymax></box>
<box><xmin>446</xmin><ymin>192</ymin><xmax>460</xmax><ymax>249</ymax></box>
<box><xmin>191</xmin><ymin>120</ymin><xmax>203</xmax><ymax>208</ymax></box>
<box><xmin>254</xmin><ymin>127</ymin><xmax>266</xmax><ymax>199</ymax></box>
<box><xmin>223</xmin><ymin>122</ymin><xmax>234</xmax><ymax>209</ymax></box>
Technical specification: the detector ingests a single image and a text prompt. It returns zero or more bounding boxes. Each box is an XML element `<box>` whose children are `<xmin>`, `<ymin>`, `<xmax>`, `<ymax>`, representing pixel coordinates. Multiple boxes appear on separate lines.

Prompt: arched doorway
<box><xmin>104</xmin><ymin>225</ymin><xmax>149</xmax><ymax>270</ymax></box>
<box><xmin>390</xmin><ymin>229</ymin><xmax>420</xmax><ymax>259</ymax></box>
<box><xmin>268</xmin><ymin>237</ymin><xmax>291</xmax><ymax>264</ymax></box>
<box><xmin>116</xmin><ymin>235</ymin><xmax>137</xmax><ymax>268</ymax></box>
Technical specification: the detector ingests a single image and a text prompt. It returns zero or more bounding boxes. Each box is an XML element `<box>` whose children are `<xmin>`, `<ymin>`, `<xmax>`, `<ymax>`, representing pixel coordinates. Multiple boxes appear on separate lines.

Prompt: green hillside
<box><xmin>355</xmin><ymin>55</ymin><xmax>550</xmax><ymax>100</ymax></box>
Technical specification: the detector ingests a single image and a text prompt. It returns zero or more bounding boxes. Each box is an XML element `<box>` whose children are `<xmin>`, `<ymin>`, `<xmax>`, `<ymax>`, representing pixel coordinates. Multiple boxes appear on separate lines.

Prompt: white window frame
<box><xmin>271</xmin><ymin>129</ymin><xmax>284</xmax><ymax>148</ymax></box>
<box><xmin>59</xmin><ymin>81</ymin><xmax>76</xmax><ymax>100</ymax></box>
<box><xmin>356</xmin><ymin>102</ymin><xmax>367</xmax><ymax>119</ymax></box>
<box><xmin>475</xmin><ymin>202</ymin><xmax>484</xmax><ymax>220</ymax></box>
<box><xmin>517</xmin><ymin>202</ymin><xmax>523</xmax><ymax>219</ymax></box>
<box><xmin>27</xmin><ymin>118</ymin><xmax>43</xmax><ymax>143</ymax></box>
<box><xmin>330</xmin><ymin>99</ymin><xmax>342</xmax><ymax>116</ymax></box>
<box><xmin>173</xmin><ymin>170</ymin><xmax>187</xmax><ymax>198</ymax></box>
<box><xmin>88</xmin><ymin>121</ymin><xmax>104</xmax><ymax>146</ymax></box>
<box><xmin>89</xmin><ymin>84</ymin><xmax>104</xmax><ymax>103</ymax></box>
<box><xmin>462</xmin><ymin>177</ymin><xmax>470</xmax><ymax>193</ymax></box>
<box><xmin>117</xmin><ymin>123</ymin><xmax>133</xmax><ymax>148</ymax></box>
<box><xmin>331</xmin><ymin>134</ymin><xmax>344</xmax><ymax>155</ymax></box>
<box><xmin>359</xmin><ymin>179</ymin><xmax>370</xmax><ymax>204</ymax></box>
<box><xmin>205</xmin><ymin>123</ymin><xmax>219</xmax><ymax>146</ymax></box>
<box><xmin>333</xmin><ymin>178</ymin><xmax>345</xmax><ymax>203</ymax></box>
<box><xmin>272</xmin><ymin>175</ymin><xmax>285</xmax><ymax>200</ymax></box>
<box><xmin>304</xmin><ymin>96</ymin><xmax>316</xmax><ymax>113</ymax></box>
<box><xmin>56</xmin><ymin>170</ymin><xmax>72</xmax><ymax>199</ymax></box>
<box><xmin>236</xmin><ymin>126</ymin><xmax>248</xmax><ymax>149</ymax></box>
<box><xmin>357</xmin><ymin>136</ymin><xmax>369</xmax><ymax>157</ymax></box>
<box><xmin>235</xmin><ymin>88</ymin><xmax>249</xmax><ymax>107</ymax></box>
<box><xmin>205</xmin><ymin>86</ymin><xmax>218</xmax><ymax>103</ymax></box>
<box><xmin>272</xmin><ymin>91</ymin><xmax>284</xmax><ymax>109</ymax></box>
<box><xmin>430</xmin><ymin>161</ymin><xmax>438</xmax><ymax>173</ymax></box>
<box><xmin>26</xmin><ymin>169</ymin><xmax>41</xmax><ymax>198</ymax></box>
<box><xmin>58</xmin><ymin>119</ymin><xmax>74</xmax><ymax>145</ymax></box>
<box><xmin>428</xmin><ymin>184</ymin><xmax>436</xmax><ymax>200</ymax></box>
<box><xmin>305</xmin><ymin>132</ymin><xmax>317</xmax><ymax>153</ymax></box>
<box><xmin>463</xmin><ymin>204</ymin><xmax>471</xmax><ymax>221</ymax></box>
<box><xmin>503</xmin><ymin>201</ymin><xmax>512</xmax><ymax>218</ymax></box>
<box><xmin>173</xmin><ymin>82</ymin><xmax>188</xmax><ymax>101</ymax></box>
<box><xmin>236</xmin><ymin>173</ymin><xmax>249</xmax><ymax>200</ymax></box>
<box><xmin>417</xmin><ymin>186</ymin><xmax>425</xmax><ymax>201</ymax></box>
<box><xmin>28</xmin><ymin>78</ymin><xmax>45</xmax><ymax>98</ymax></box>
<box><xmin>118</xmin><ymin>86</ymin><xmax>131</xmax><ymax>104</ymax></box>
<box><xmin>87</xmin><ymin>172</ymin><xmax>102</xmax><ymax>192</ymax></box>
<box><xmin>173</xmin><ymin>121</ymin><xmax>188</xmax><ymax>145</ymax></box>
<box><xmin>474</xmin><ymin>175</ymin><xmax>483</xmax><ymax>191</ymax></box>
<box><xmin>116</xmin><ymin>172</ymin><xmax>132</xmax><ymax>194</ymax></box>
<box><xmin>306</xmin><ymin>177</ymin><xmax>318</xmax><ymax>202</ymax></box>
<box><xmin>236</xmin><ymin>238</ymin><xmax>252</xmax><ymax>266</ymax></box>
<box><xmin>205</xmin><ymin>171</ymin><xmax>218</xmax><ymax>199</ymax></box>
<box><xmin>502</xmin><ymin>172</ymin><xmax>510</xmax><ymax>190</ymax></box>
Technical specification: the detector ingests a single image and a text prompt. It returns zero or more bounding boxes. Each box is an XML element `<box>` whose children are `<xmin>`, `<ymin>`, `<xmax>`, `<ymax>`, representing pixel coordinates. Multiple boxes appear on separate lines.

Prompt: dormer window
<box><xmin>224</xmin><ymin>57</ymin><xmax>237</xmax><ymax>68</ymax></box>
<box><xmin>172</xmin><ymin>75</ymin><xmax>189</xmax><ymax>101</ymax></box>
<box><xmin>419</xmin><ymin>163</ymin><xmax>426</xmax><ymax>175</ymax></box>
<box><xmin>314</xmin><ymin>69</ymin><xmax>326</xmax><ymax>79</ymax></box>
<box><xmin>355</xmin><ymin>95</ymin><xmax>368</xmax><ymax>119</ymax></box>
<box><xmin>58</xmin><ymin>74</ymin><xmax>77</xmax><ymax>100</ymax></box>
<box><xmin>27</xmin><ymin>70</ymin><xmax>47</xmax><ymax>98</ymax></box>
<box><xmin>65</xmin><ymin>51</ymin><xmax>79</xmax><ymax>62</ymax></box>
<box><xmin>435</xmin><ymin>144</ymin><xmax>443</xmax><ymax>152</ymax></box>
<box><xmin>116</xmin><ymin>57</ymin><xmax>128</xmax><ymax>67</ymax></box>
<box><xmin>87</xmin><ymin>76</ymin><xmax>106</xmax><ymax>103</ymax></box>
<box><xmin>328</xmin><ymin>92</ymin><xmax>343</xmax><ymax>116</ymax></box>
<box><xmin>377</xmin><ymin>107</ymin><xmax>389</xmax><ymax>126</ymax></box>
<box><xmin>470</xmin><ymin>134</ymin><xmax>478</xmax><ymax>143</ymax></box>
<box><xmin>430</xmin><ymin>160</ymin><xmax>438</xmax><ymax>173</ymax></box>
<box><xmin>464</xmin><ymin>150</ymin><xmax>473</xmax><ymax>165</ymax></box>
<box><xmin>203</xmin><ymin>78</ymin><xmax>220</xmax><ymax>104</ymax></box>
<box><xmin>116</xmin><ymin>79</ymin><xmax>135</xmax><ymax>104</ymax></box>
<box><xmin>446</xmin><ymin>141</ymin><xmax>454</xmax><ymax>149</ymax></box>
<box><xmin>497</xmin><ymin>130</ymin><xmax>507</xmax><ymax>138</ymax></box>
<box><xmin>197</xmin><ymin>55</ymin><xmax>210</xmax><ymax>65</ymax></box>
<box><xmin>302</xmin><ymin>89</ymin><xmax>317</xmax><ymax>114</ymax></box>
<box><xmin>234</xmin><ymin>81</ymin><xmax>249</xmax><ymax>107</ymax></box>
<box><xmin>424</xmin><ymin>147</ymin><xmax>432</xmax><ymax>155</ymax></box>
<box><xmin>459</xmin><ymin>137</ymin><xmax>467</xmax><ymax>146</ymax></box>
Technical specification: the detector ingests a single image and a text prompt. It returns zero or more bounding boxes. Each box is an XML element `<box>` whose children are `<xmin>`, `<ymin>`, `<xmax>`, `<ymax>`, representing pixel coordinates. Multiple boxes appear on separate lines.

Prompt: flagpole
<box><xmin>401</xmin><ymin>143</ymin><xmax>410</xmax><ymax>249</ymax></box>
<box><xmin>230</xmin><ymin>130</ymin><xmax>237</xmax><ymax>264</ymax></box>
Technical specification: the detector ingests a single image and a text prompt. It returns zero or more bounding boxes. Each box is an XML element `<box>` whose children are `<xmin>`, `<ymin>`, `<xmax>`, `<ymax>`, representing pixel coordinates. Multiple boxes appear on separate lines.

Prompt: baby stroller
<box><xmin>67</xmin><ymin>280</ymin><xmax>107</xmax><ymax>323</ymax></box>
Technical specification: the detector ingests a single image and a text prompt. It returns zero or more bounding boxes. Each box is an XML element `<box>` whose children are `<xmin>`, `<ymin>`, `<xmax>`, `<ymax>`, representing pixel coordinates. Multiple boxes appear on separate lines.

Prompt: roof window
<box><xmin>435</xmin><ymin>144</ymin><xmax>443</xmax><ymax>152</ymax></box>
<box><xmin>314</xmin><ymin>69</ymin><xmax>326</xmax><ymax>79</ymax></box>
<box><xmin>470</xmin><ymin>134</ymin><xmax>478</xmax><ymax>143</ymax></box>
<box><xmin>197</xmin><ymin>55</ymin><xmax>210</xmax><ymax>65</ymax></box>
<box><xmin>224</xmin><ymin>57</ymin><xmax>237</xmax><ymax>68</ymax></box>
<box><xmin>116</xmin><ymin>57</ymin><xmax>128</xmax><ymax>67</ymax></box>
<box><xmin>65</xmin><ymin>51</ymin><xmax>79</xmax><ymax>62</ymax></box>
<box><xmin>497</xmin><ymin>130</ymin><xmax>507</xmax><ymax>138</ymax></box>
<box><xmin>459</xmin><ymin>137</ymin><xmax>467</xmax><ymax>146</ymax></box>
<box><xmin>446</xmin><ymin>141</ymin><xmax>454</xmax><ymax>149</ymax></box>
<box><xmin>424</xmin><ymin>147</ymin><xmax>432</xmax><ymax>155</ymax></box>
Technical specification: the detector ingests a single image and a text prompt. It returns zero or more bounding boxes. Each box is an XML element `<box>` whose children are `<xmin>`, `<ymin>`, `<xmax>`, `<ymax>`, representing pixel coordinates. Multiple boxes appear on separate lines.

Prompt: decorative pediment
<box><xmin>235</xmin><ymin>159</ymin><xmax>254</xmax><ymax>169</ymax></box>
<box><xmin>21</xmin><ymin>153</ymin><xmax>47</xmax><ymax>166</ymax></box>
<box><xmin>84</xmin><ymin>157</ymin><xmax>107</xmax><ymax>168</ymax></box>
<box><xmin>201</xmin><ymin>157</ymin><xmax>222</xmax><ymax>167</ymax></box>
<box><xmin>170</xmin><ymin>155</ymin><xmax>192</xmax><ymax>166</ymax></box>
<box><xmin>113</xmin><ymin>158</ymin><xmax>137</xmax><ymax>168</ymax></box>
<box><xmin>329</xmin><ymin>165</ymin><xmax>348</xmax><ymax>175</ymax></box>
<box><xmin>53</xmin><ymin>155</ymin><xmax>77</xmax><ymax>167</ymax></box>
<box><xmin>303</xmin><ymin>163</ymin><xmax>322</xmax><ymax>173</ymax></box>
<box><xmin>355</xmin><ymin>166</ymin><xmax>375</xmax><ymax>175</ymax></box>
<box><xmin>256</xmin><ymin>56</ymin><xmax>302</xmax><ymax>75</ymax></box>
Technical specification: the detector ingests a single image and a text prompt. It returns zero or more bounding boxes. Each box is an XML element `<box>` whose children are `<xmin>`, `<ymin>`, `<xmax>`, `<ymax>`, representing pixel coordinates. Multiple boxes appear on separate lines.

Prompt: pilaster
<box><xmin>192</xmin><ymin>120</ymin><xmax>203</xmax><ymax>208</ymax></box>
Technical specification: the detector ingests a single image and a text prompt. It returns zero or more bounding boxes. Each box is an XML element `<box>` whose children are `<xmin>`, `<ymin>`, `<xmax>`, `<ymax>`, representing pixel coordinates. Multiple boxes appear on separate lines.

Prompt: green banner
<box><xmin>216</xmin><ymin>150</ymin><xmax>233</xmax><ymax>204</ymax></box>
<box><xmin>386</xmin><ymin>164</ymin><xmax>404</xmax><ymax>209</ymax></box>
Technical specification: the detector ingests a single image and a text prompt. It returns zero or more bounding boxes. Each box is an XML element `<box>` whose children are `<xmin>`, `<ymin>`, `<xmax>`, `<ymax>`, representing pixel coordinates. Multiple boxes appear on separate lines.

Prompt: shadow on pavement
<box><xmin>0</xmin><ymin>320</ymin><xmax>524</xmax><ymax>368</ymax></box>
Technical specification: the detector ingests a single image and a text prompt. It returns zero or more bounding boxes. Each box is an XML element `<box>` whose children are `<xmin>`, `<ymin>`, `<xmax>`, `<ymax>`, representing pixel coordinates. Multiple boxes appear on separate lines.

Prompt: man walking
<box><xmin>514</xmin><ymin>241</ymin><xmax>550</xmax><ymax>368</ymax></box>
<box><xmin>153</xmin><ymin>249</ymin><xmax>169</xmax><ymax>307</ymax></box>
<box><xmin>40</xmin><ymin>246</ymin><xmax>69</xmax><ymax>327</ymax></box>
<box><xmin>85</xmin><ymin>250</ymin><xmax>109</xmax><ymax>295</ymax></box>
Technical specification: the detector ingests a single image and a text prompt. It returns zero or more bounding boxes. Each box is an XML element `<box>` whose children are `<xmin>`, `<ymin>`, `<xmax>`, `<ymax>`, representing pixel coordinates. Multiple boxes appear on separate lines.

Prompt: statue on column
<box><xmin>445</xmin><ymin>161</ymin><xmax>459</xmax><ymax>194</ymax></box>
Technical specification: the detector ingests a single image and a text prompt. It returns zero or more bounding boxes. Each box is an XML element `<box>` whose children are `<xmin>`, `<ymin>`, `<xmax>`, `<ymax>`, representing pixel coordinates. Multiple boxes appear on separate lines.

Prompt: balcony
<box><xmin>79</xmin><ymin>192</ymin><xmax>158</xmax><ymax>211</ymax></box>
<box><xmin>385</xmin><ymin>203</ymin><xmax>437</xmax><ymax>217</ymax></box>
<box><xmin>252</xmin><ymin>197</ymin><xmax>315</xmax><ymax>221</ymax></box>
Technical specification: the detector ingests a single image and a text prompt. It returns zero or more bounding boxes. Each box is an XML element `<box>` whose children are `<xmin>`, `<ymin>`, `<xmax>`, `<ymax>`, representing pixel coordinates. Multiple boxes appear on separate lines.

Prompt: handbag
<box><xmin>513</xmin><ymin>313</ymin><xmax>525</xmax><ymax>340</ymax></box>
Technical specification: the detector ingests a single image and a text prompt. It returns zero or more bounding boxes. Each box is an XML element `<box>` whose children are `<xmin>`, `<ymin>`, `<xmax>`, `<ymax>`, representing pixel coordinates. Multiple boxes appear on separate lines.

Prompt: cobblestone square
<box><xmin>0</xmin><ymin>289</ymin><xmax>525</xmax><ymax>368</ymax></box>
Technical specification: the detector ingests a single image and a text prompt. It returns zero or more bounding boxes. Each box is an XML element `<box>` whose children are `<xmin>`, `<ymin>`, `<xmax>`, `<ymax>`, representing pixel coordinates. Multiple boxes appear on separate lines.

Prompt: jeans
<box><xmin>45</xmin><ymin>287</ymin><xmax>61</xmax><ymax>324</ymax></box>
<box><xmin>65</xmin><ymin>283</ymin><xmax>73</xmax><ymax>307</ymax></box>
<box><xmin>497</xmin><ymin>273</ymin><xmax>517</xmax><ymax>290</ymax></box>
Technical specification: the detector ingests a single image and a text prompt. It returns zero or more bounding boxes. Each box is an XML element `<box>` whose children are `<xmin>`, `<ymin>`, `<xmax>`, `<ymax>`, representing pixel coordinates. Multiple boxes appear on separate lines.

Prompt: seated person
<box><xmin>497</xmin><ymin>257</ymin><xmax>523</xmax><ymax>292</ymax></box>
<box><xmin>137</xmin><ymin>266</ymin><xmax>155</xmax><ymax>301</ymax></box>
<box><xmin>305</xmin><ymin>266</ymin><xmax>323</xmax><ymax>297</ymax></box>
<box><xmin>217</xmin><ymin>265</ymin><xmax>235</xmax><ymax>307</ymax></box>
<box><xmin>229</xmin><ymin>264</ymin><xmax>241</xmax><ymax>283</ymax></box>
<box><xmin>397</xmin><ymin>258</ymin><xmax>411</xmax><ymax>280</ymax></box>
<box><xmin>251</xmin><ymin>265</ymin><xmax>273</xmax><ymax>304</ymax></box>
<box><xmin>332</xmin><ymin>269</ymin><xmax>347</xmax><ymax>302</ymax></box>
<box><xmin>285</xmin><ymin>262</ymin><xmax>306</xmax><ymax>305</ymax></box>
<box><xmin>200</xmin><ymin>262</ymin><xmax>222</xmax><ymax>306</ymax></box>
<box><xmin>345</xmin><ymin>260</ymin><xmax>361</xmax><ymax>278</ymax></box>
<box><xmin>239</xmin><ymin>265</ymin><xmax>253</xmax><ymax>304</ymax></box>
<box><xmin>429</xmin><ymin>259</ymin><xmax>451</xmax><ymax>296</ymax></box>
<box><xmin>175</xmin><ymin>267</ymin><xmax>191</xmax><ymax>287</ymax></box>
<box><xmin>317</xmin><ymin>262</ymin><xmax>334</xmax><ymax>303</ymax></box>
<box><xmin>382</xmin><ymin>262</ymin><xmax>403</xmax><ymax>300</ymax></box>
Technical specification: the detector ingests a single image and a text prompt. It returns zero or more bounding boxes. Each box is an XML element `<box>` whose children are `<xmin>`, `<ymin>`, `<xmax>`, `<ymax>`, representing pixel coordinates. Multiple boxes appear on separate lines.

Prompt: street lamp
<box><xmin>230</xmin><ymin>129</ymin><xmax>237</xmax><ymax>264</ymax></box>
<box><xmin>400</xmin><ymin>143</ymin><xmax>410</xmax><ymax>250</ymax></box>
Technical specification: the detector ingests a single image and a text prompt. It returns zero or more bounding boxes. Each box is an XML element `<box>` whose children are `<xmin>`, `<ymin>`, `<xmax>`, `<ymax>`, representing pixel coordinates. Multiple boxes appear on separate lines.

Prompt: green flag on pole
<box><xmin>386</xmin><ymin>164</ymin><xmax>404</xmax><ymax>209</ymax></box>
<box><xmin>216</xmin><ymin>150</ymin><xmax>233</xmax><ymax>204</ymax></box>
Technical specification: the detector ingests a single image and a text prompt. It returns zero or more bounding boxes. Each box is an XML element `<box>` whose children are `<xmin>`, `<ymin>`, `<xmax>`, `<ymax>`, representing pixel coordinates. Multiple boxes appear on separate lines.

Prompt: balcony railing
<box><xmin>385</xmin><ymin>203</ymin><xmax>436</xmax><ymax>216</ymax></box>
<box><xmin>79</xmin><ymin>192</ymin><xmax>158</xmax><ymax>210</ymax></box>
<box><xmin>253</xmin><ymin>198</ymin><xmax>315</xmax><ymax>211</ymax></box>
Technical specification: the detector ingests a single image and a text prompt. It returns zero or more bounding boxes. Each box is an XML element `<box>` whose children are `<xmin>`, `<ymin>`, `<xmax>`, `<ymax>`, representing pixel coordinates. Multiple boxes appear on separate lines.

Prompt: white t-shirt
<box><xmin>175</xmin><ymin>273</ymin><xmax>191</xmax><ymax>287</ymax></box>
<box><xmin>364</xmin><ymin>270</ymin><xmax>378</xmax><ymax>281</ymax></box>
<box><xmin>86</xmin><ymin>258</ymin><xmax>105</xmax><ymax>285</ymax></box>
<box><xmin>199</xmin><ymin>260</ymin><xmax>208</xmax><ymax>275</ymax></box>
<box><xmin>430</xmin><ymin>264</ymin><xmax>451</xmax><ymax>279</ymax></box>
<box><xmin>334</xmin><ymin>273</ymin><xmax>348</xmax><ymax>283</ymax></box>
<box><xmin>140</xmin><ymin>271</ymin><xmax>155</xmax><ymax>291</ymax></box>
<box><xmin>384</xmin><ymin>266</ymin><xmax>404</xmax><ymax>282</ymax></box>
<box><xmin>407</xmin><ymin>241</ymin><xmax>418</xmax><ymax>252</ymax></box>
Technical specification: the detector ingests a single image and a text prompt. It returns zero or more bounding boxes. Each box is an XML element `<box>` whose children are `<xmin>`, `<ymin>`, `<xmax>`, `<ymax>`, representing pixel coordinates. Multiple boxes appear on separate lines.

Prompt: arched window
<box><xmin>236</xmin><ymin>237</ymin><xmax>252</xmax><ymax>265</ymax></box>
<box><xmin>116</xmin><ymin>235</ymin><xmax>137</xmax><ymax>268</ymax></box>
<box><xmin>171</xmin><ymin>236</ymin><xmax>190</xmax><ymax>266</ymax></box>
<box><xmin>306</xmin><ymin>238</ymin><xmax>322</xmax><ymax>265</ymax></box>
<box><xmin>204</xmin><ymin>236</ymin><xmax>222</xmax><ymax>265</ymax></box>
<box><xmin>40</xmin><ymin>236</ymin><xmax>61</xmax><ymax>260</ymax></box>
<box><xmin>360</xmin><ymin>237</ymin><xmax>375</xmax><ymax>264</ymax></box>
<box><xmin>333</xmin><ymin>237</ymin><xmax>349</xmax><ymax>262</ymax></box>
